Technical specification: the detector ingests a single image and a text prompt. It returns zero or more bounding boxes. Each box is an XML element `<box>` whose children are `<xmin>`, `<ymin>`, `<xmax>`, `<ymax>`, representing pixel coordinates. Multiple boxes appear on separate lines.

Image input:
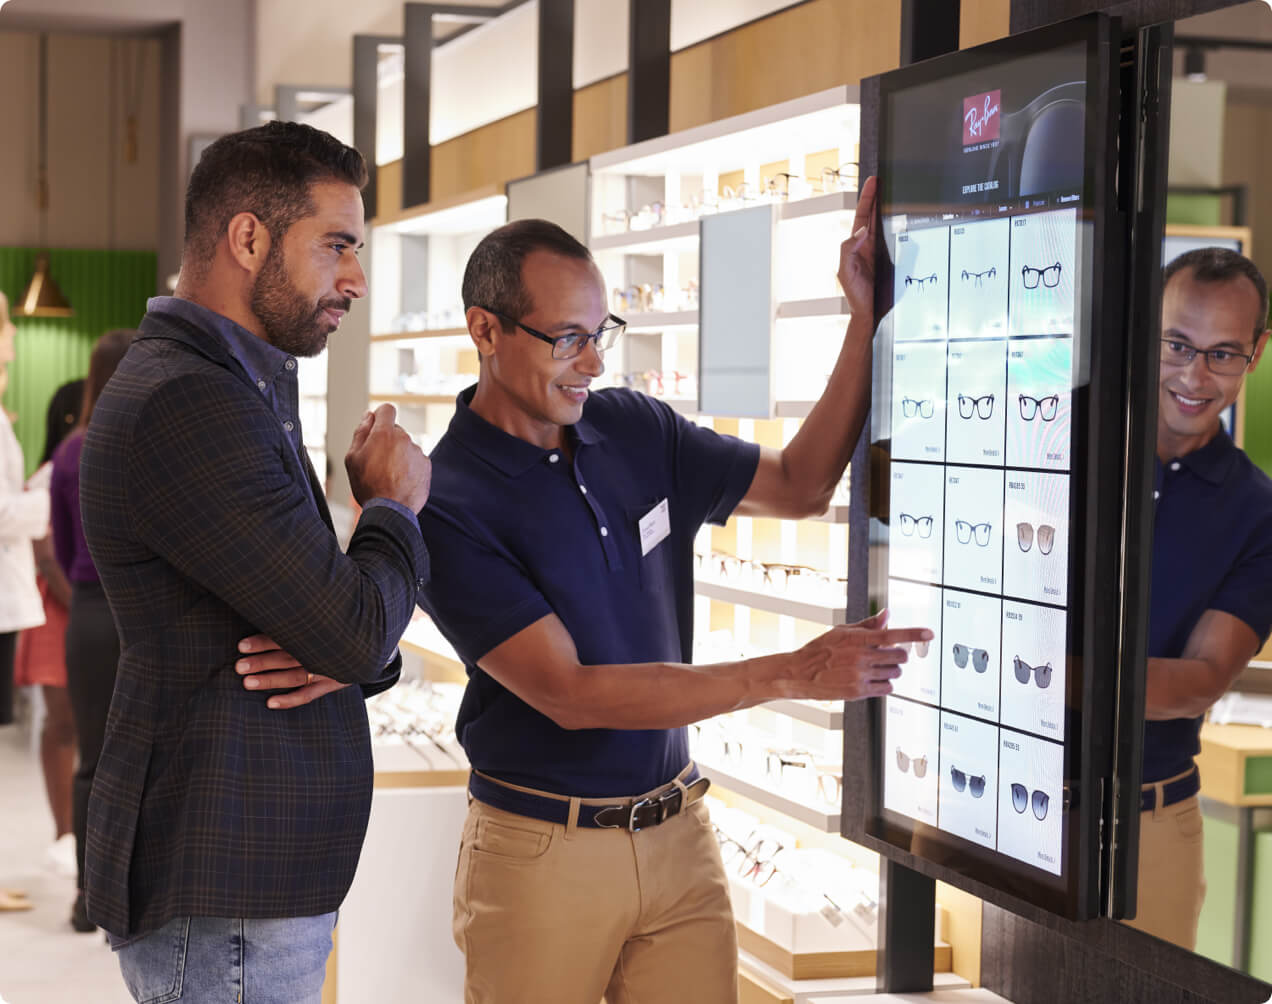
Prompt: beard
<box><xmin>250</xmin><ymin>245</ymin><xmax>350</xmax><ymax>358</ymax></box>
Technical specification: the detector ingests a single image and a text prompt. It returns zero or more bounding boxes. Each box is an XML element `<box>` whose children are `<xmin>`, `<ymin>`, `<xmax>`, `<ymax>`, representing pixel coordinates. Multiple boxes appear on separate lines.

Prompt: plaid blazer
<box><xmin>79</xmin><ymin>307</ymin><xmax>428</xmax><ymax>938</ymax></box>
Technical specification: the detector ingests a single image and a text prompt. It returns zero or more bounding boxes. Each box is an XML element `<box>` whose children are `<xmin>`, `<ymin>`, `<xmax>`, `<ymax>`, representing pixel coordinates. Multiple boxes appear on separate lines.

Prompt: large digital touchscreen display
<box><xmin>869</xmin><ymin>22</ymin><xmax>1113</xmax><ymax>912</ymax></box>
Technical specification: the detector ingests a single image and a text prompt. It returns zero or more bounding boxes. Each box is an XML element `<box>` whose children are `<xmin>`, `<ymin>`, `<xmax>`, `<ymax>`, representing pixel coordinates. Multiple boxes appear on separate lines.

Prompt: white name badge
<box><xmin>638</xmin><ymin>498</ymin><xmax>671</xmax><ymax>556</ymax></box>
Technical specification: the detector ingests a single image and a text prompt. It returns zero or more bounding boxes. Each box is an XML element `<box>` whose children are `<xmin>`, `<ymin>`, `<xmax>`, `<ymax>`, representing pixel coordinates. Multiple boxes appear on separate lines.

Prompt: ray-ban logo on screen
<box><xmin>963</xmin><ymin>90</ymin><xmax>1001</xmax><ymax>145</ymax></box>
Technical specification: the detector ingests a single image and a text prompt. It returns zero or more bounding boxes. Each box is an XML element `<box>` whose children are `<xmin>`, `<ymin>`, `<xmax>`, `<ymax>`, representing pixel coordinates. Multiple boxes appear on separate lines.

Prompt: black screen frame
<box><xmin>856</xmin><ymin>12</ymin><xmax>1125</xmax><ymax>922</ymax></box>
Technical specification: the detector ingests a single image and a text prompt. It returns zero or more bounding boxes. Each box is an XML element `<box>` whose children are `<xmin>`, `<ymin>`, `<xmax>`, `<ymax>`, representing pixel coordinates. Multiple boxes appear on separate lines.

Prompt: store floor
<box><xmin>0</xmin><ymin>725</ymin><xmax>132</xmax><ymax>1004</ymax></box>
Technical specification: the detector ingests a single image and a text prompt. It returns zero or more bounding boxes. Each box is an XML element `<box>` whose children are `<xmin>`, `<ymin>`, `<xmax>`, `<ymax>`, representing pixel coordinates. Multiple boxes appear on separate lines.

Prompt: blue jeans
<box><xmin>115</xmin><ymin>913</ymin><xmax>337</xmax><ymax>1003</ymax></box>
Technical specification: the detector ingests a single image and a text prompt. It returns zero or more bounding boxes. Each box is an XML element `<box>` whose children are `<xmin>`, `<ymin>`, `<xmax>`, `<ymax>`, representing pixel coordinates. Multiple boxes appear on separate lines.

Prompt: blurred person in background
<box><xmin>15</xmin><ymin>378</ymin><xmax>85</xmax><ymax>882</ymax></box>
<box><xmin>0</xmin><ymin>290</ymin><xmax>51</xmax><ymax>914</ymax></box>
<box><xmin>52</xmin><ymin>331</ymin><xmax>135</xmax><ymax>933</ymax></box>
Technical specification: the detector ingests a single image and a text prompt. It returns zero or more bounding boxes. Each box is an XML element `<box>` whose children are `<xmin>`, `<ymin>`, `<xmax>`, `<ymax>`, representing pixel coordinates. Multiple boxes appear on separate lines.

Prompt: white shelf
<box><xmin>694</xmin><ymin>579</ymin><xmax>848</xmax><ymax>626</ymax></box>
<box><xmin>763</xmin><ymin>699</ymin><xmax>844</xmax><ymax>730</ymax></box>
<box><xmin>589</xmin><ymin>220</ymin><xmax>699</xmax><ymax>255</ymax></box>
<box><xmin>369</xmin><ymin>393</ymin><xmax>462</xmax><ymax>407</ymax></box>
<box><xmin>625</xmin><ymin>309</ymin><xmax>699</xmax><ymax>332</ymax></box>
<box><xmin>776</xmin><ymin>296</ymin><xmax>851</xmax><ymax>320</ymax></box>
<box><xmin>697</xmin><ymin>760</ymin><xmax>841</xmax><ymax>832</ymax></box>
<box><xmin>773</xmin><ymin>400</ymin><xmax>815</xmax><ymax>419</ymax></box>
<box><xmin>777</xmin><ymin>188</ymin><xmax>858</xmax><ymax>221</ymax></box>
<box><xmin>371</xmin><ymin>328</ymin><xmax>469</xmax><ymax>342</ymax></box>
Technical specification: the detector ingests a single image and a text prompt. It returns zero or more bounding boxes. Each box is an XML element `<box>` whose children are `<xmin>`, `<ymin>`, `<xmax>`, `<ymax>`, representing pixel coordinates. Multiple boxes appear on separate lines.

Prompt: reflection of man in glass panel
<box><xmin>1124</xmin><ymin>248</ymin><xmax>1272</xmax><ymax>951</ymax></box>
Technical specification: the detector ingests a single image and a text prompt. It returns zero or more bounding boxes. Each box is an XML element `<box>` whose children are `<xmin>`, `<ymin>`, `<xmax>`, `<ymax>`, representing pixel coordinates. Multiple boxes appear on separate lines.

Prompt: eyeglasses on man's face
<box><xmin>901</xmin><ymin>396</ymin><xmax>935</xmax><ymax>419</ymax></box>
<box><xmin>484</xmin><ymin>309</ymin><xmax>626</xmax><ymax>361</ymax></box>
<box><xmin>898</xmin><ymin>512</ymin><xmax>933</xmax><ymax>538</ymax></box>
<box><xmin>957</xmin><ymin>393</ymin><xmax>995</xmax><ymax>420</ymax></box>
<box><xmin>1018</xmin><ymin>393</ymin><xmax>1060</xmax><ymax>422</ymax></box>
<box><xmin>952</xmin><ymin>643</ymin><xmax>989</xmax><ymax>673</ymax></box>
<box><xmin>1016</xmin><ymin>522</ymin><xmax>1055</xmax><ymax>555</ymax></box>
<box><xmin>1021</xmin><ymin>262</ymin><xmax>1062</xmax><ymax>289</ymax></box>
<box><xmin>1011</xmin><ymin>783</ymin><xmax>1050</xmax><ymax>820</ymax></box>
<box><xmin>954</xmin><ymin>520</ymin><xmax>992</xmax><ymax>547</ymax></box>
<box><xmin>1013</xmin><ymin>656</ymin><xmax>1053</xmax><ymax>689</ymax></box>
<box><xmin>960</xmin><ymin>267</ymin><xmax>997</xmax><ymax>287</ymax></box>
<box><xmin>1160</xmin><ymin>337</ymin><xmax>1255</xmax><ymax>377</ymax></box>
<box><xmin>950</xmin><ymin>765</ymin><xmax>987</xmax><ymax>798</ymax></box>
<box><xmin>905</xmin><ymin>273</ymin><xmax>939</xmax><ymax>290</ymax></box>
<box><xmin>895</xmin><ymin>747</ymin><xmax>928</xmax><ymax>777</ymax></box>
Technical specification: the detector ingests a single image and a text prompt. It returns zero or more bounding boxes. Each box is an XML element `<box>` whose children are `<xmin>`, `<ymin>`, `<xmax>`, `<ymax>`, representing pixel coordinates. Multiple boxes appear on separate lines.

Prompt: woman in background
<box><xmin>52</xmin><ymin>330</ymin><xmax>134</xmax><ymax>933</ymax></box>
<box><xmin>0</xmin><ymin>290</ymin><xmax>51</xmax><ymax>914</ymax></box>
<box><xmin>16</xmin><ymin>379</ymin><xmax>85</xmax><ymax>882</ymax></box>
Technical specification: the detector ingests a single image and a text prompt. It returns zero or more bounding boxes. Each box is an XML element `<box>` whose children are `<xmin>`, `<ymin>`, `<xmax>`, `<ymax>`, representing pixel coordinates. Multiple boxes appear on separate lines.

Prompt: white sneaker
<box><xmin>44</xmin><ymin>833</ymin><xmax>77</xmax><ymax>879</ymax></box>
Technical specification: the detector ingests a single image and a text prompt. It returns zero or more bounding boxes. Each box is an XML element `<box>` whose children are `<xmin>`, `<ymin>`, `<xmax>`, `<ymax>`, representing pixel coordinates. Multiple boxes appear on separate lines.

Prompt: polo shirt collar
<box><xmin>1166</xmin><ymin>427</ymin><xmax>1239</xmax><ymax>487</ymax></box>
<box><xmin>448</xmin><ymin>385</ymin><xmax>605</xmax><ymax>477</ymax></box>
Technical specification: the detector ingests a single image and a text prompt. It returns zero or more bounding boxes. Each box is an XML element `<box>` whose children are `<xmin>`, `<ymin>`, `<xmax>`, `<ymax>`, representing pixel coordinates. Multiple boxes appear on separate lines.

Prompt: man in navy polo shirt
<box><xmin>1122</xmin><ymin>247</ymin><xmax>1272</xmax><ymax>950</ymax></box>
<box><xmin>417</xmin><ymin>179</ymin><xmax>931</xmax><ymax>1003</ymax></box>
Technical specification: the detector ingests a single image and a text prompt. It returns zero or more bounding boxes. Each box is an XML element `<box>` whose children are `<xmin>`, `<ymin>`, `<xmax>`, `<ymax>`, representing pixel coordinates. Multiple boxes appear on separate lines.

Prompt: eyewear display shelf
<box><xmin>367</xmin><ymin>184</ymin><xmax>508</xmax><ymax>450</ymax></box>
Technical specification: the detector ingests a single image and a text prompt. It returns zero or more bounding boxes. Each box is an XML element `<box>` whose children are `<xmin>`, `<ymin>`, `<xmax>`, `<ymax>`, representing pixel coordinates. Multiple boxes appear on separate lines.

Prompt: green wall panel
<box><xmin>1252</xmin><ymin>830</ymin><xmax>1272</xmax><ymax>983</ymax></box>
<box><xmin>0</xmin><ymin>248</ymin><xmax>156</xmax><ymax>478</ymax></box>
<box><xmin>1197</xmin><ymin>812</ymin><xmax>1239</xmax><ymax>966</ymax></box>
<box><xmin>1165</xmin><ymin>193</ymin><xmax>1223</xmax><ymax>227</ymax></box>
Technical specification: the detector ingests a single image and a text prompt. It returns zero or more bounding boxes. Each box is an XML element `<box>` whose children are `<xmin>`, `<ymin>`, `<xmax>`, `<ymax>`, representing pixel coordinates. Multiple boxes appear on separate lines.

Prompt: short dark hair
<box><xmin>1163</xmin><ymin>247</ymin><xmax>1270</xmax><ymax>343</ymax></box>
<box><xmin>183</xmin><ymin>121</ymin><xmax>368</xmax><ymax>279</ymax></box>
<box><xmin>461</xmin><ymin>219</ymin><xmax>593</xmax><ymax>321</ymax></box>
<box><xmin>40</xmin><ymin>378</ymin><xmax>84</xmax><ymax>466</ymax></box>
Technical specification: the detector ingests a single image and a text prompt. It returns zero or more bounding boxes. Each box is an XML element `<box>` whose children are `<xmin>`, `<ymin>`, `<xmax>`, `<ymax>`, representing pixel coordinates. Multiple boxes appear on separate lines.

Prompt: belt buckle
<box><xmin>628</xmin><ymin>786</ymin><xmax>683</xmax><ymax>832</ymax></box>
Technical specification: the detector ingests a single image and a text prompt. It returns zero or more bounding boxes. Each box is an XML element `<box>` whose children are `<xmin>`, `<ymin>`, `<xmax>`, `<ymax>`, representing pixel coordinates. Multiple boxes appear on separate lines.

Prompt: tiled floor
<box><xmin>0</xmin><ymin>722</ymin><xmax>132</xmax><ymax>1004</ymax></box>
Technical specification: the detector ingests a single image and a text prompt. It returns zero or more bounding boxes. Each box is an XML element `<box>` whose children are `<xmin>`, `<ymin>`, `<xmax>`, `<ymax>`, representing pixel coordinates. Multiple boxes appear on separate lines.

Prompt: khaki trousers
<box><xmin>1122</xmin><ymin>788</ymin><xmax>1206</xmax><ymax>951</ymax></box>
<box><xmin>453</xmin><ymin>783</ymin><xmax>738</xmax><ymax>1004</ymax></box>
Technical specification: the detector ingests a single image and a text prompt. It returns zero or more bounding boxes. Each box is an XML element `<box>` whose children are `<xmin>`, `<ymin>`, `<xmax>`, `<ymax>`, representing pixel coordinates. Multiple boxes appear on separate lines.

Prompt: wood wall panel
<box><xmin>430</xmin><ymin>107</ymin><xmax>536</xmax><ymax>205</ymax></box>
<box><xmin>667</xmin><ymin>0</ymin><xmax>902</xmax><ymax>133</ymax></box>
<box><xmin>572</xmin><ymin>74</ymin><xmax>628</xmax><ymax>163</ymax></box>
<box><xmin>961</xmin><ymin>0</ymin><xmax>1013</xmax><ymax>47</ymax></box>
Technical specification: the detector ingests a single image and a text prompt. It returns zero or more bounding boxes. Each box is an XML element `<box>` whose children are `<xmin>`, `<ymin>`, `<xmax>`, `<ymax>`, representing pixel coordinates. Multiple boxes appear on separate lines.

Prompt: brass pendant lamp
<box><xmin>17</xmin><ymin>34</ymin><xmax>73</xmax><ymax>319</ymax></box>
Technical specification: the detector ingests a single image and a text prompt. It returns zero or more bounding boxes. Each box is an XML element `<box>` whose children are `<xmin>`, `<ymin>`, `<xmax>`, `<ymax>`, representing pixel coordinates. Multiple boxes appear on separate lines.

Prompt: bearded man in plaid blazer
<box><xmin>78</xmin><ymin>122</ymin><xmax>432</xmax><ymax>1003</ymax></box>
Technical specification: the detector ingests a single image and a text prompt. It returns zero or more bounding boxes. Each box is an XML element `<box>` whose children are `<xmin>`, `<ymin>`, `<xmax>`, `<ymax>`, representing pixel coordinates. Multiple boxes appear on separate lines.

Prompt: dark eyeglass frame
<box><xmin>960</xmin><ymin>266</ymin><xmax>997</xmax><ymax>287</ymax></box>
<box><xmin>952</xmin><ymin>643</ymin><xmax>990</xmax><ymax>673</ymax></box>
<box><xmin>483</xmin><ymin>308</ymin><xmax>626</xmax><ymax>360</ymax></box>
<box><xmin>1018</xmin><ymin>393</ymin><xmax>1060</xmax><ymax>422</ymax></box>
<box><xmin>954</xmin><ymin>520</ymin><xmax>993</xmax><ymax>547</ymax></box>
<box><xmin>957</xmin><ymin>393</ymin><xmax>995</xmax><ymax>420</ymax></box>
<box><xmin>1021</xmin><ymin>262</ymin><xmax>1062</xmax><ymax>289</ymax></box>
<box><xmin>1013</xmin><ymin>656</ymin><xmax>1053</xmax><ymax>689</ymax></box>
<box><xmin>950</xmin><ymin>765</ymin><xmax>987</xmax><ymax>798</ymax></box>
<box><xmin>1160</xmin><ymin>337</ymin><xmax>1256</xmax><ymax>377</ymax></box>
<box><xmin>898</xmin><ymin>512</ymin><xmax>934</xmax><ymax>538</ymax></box>
<box><xmin>905</xmin><ymin>273</ymin><xmax>939</xmax><ymax>289</ymax></box>
<box><xmin>1011</xmin><ymin>783</ymin><xmax>1050</xmax><ymax>820</ymax></box>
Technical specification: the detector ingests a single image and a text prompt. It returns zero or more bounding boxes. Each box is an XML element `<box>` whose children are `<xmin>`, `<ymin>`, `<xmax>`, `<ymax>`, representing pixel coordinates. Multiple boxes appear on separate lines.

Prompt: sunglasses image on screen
<box><xmin>1021</xmin><ymin>262</ymin><xmax>1062</xmax><ymax>289</ymax></box>
<box><xmin>1013</xmin><ymin>656</ymin><xmax>1053</xmax><ymax>689</ymax></box>
<box><xmin>954</xmin><ymin>520</ymin><xmax>993</xmax><ymax>546</ymax></box>
<box><xmin>906</xmin><ymin>639</ymin><xmax>931</xmax><ymax>659</ymax></box>
<box><xmin>950</xmin><ymin>766</ymin><xmax>987</xmax><ymax>798</ymax></box>
<box><xmin>957</xmin><ymin>393</ymin><xmax>995</xmax><ymax>420</ymax></box>
<box><xmin>898</xmin><ymin>512</ymin><xmax>934</xmax><ymax>538</ymax></box>
<box><xmin>1018</xmin><ymin>393</ymin><xmax>1060</xmax><ymax>421</ymax></box>
<box><xmin>952</xmin><ymin>643</ymin><xmax>990</xmax><ymax>673</ymax></box>
<box><xmin>896</xmin><ymin>748</ymin><xmax>928</xmax><ymax>777</ymax></box>
<box><xmin>905</xmin><ymin>273</ymin><xmax>939</xmax><ymax>289</ymax></box>
<box><xmin>901</xmin><ymin>396</ymin><xmax>935</xmax><ymax>419</ymax></box>
<box><xmin>960</xmin><ymin>267</ymin><xmax>997</xmax><ymax>287</ymax></box>
<box><xmin>1016</xmin><ymin>522</ymin><xmax>1056</xmax><ymax>554</ymax></box>
<box><xmin>1011</xmin><ymin>783</ymin><xmax>1050</xmax><ymax>820</ymax></box>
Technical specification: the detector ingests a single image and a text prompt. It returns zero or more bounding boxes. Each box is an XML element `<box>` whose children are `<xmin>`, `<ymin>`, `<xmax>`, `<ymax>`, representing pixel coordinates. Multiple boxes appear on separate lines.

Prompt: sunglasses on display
<box><xmin>1011</xmin><ymin>783</ymin><xmax>1050</xmax><ymax>820</ymax></box>
<box><xmin>895</xmin><ymin>747</ymin><xmax>928</xmax><ymax>777</ymax></box>
<box><xmin>1160</xmin><ymin>337</ymin><xmax>1256</xmax><ymax>377</ymax></box>
<box><xmin>1021</xmin><ymin>262</ymin><xmax>1062</xmax><ymax>289</ymax></box>
<box><xmin>952</xmin><ymin>643</ymin><xmax>990</xmax><ymax>673</ymax></box>
<box><xmin>1013</xmin><ymin>656</ymin><xmax>1053</xmax><ymax>689</ymax></box>
<box><xmin>1018</xmin><ymin>393</ymin><xmax>1060</xmax><ymax>422</ymax></box>
<box><xmin>1016</xmin><ymin>522</ymin><xmax>1056</xmax><ymax>555</ymax></box>
<box><xmin>957</xmin><ymin>393</ymin><xmax>995</xmax><ymax>420</ymax></box>
<box><xmin>901</xmin><ymin>396</ymin><xmax>935</xmax><ymax>419</ymax></box>
<box><xmin>819</xmin><ymin>163</ymin><xmax>860</xmax><ymax>193</ymax></box>
<box><xmin>716</xmin><ymin>827</ymin><xmax>785</xmax><ymax>887</ymax></box>
<box><xmin>483</xmin><ymin>309</ymin><xmax>626</xmax><ymax>361</ymax></box>
<box><xmin>960</xmin><ymin>267</ymin><xmax>997</xmax><ymax>287</ymax></box>
<box><xmin>905</xmin><ymin>273</ymin><xmax>939</xmax><ymax>290</ymax></box>
<box><xmin>950</xmin><ymin>765</ymin><xmax>987</xmax><ymax>798</ymax></box>
<box><xmin>898</xmin><ymin>512</ymin><xmax>934</xmax><ymax>538</ymax></box>
<box><xmin>953</xmin><ymin>520</ymin><xmax>993</xmax><ymax>547</ymax></box>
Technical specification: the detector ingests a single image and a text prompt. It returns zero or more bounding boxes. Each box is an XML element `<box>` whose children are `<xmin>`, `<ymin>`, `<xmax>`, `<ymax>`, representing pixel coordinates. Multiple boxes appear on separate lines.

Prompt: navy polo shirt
<box><xmin>417</xmin><ymin>386</ymin><xmax>761</xmax><ymax>797</ymax></box>
<box><xmin>1144</xmin><ymin>430</ymin><xmax>1272</xmax><ymax>783</ymax></box>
